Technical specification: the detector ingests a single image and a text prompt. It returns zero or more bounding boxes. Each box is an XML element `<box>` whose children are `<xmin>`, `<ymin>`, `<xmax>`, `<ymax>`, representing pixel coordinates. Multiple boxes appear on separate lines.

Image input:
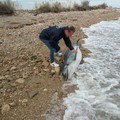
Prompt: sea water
<box><xmin>63</xmin><ymin>18</ymin><xmax>120</xmax><ymax>120</ymax></box>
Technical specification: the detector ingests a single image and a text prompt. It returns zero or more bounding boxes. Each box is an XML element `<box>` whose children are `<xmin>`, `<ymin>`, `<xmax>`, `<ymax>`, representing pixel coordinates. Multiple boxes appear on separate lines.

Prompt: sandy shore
<box><xmin>0</xmin><ymin>8</ymin><xmax>120</xmax><ymax>120</ymax></box>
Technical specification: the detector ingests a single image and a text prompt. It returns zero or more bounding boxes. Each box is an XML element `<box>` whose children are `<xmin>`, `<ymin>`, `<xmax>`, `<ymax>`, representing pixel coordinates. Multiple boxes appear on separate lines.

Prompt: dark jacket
<box><xmin>39</xmin><ymin>26</ymin><xmax>74</xmax><ymax>50</ymax></box>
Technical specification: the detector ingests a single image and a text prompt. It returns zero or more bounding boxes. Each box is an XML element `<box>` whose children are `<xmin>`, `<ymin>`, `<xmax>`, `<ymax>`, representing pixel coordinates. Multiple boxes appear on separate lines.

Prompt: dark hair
<box><xmin>64</xmin><ymin>26</ymin><xmax>76</xmax><ymax>32</ymax></box>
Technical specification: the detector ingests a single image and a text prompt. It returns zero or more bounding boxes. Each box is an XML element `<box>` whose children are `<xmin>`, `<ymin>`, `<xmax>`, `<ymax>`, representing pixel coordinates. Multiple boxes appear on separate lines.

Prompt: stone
<box><xmin>114</xmin><ymin>18</ymin><xmax>118</xmax><ymax>20</ymax></box>
<box><xmin>21</xmin><ymin>99</ymin><xmax>28</xmax><ymax>106</ymax></box>
<box><xmin>51</xmin><ymin>69</ymin><xmax>56</xmax><ymax>73</ymax></box>
<box><xmin>42</xmin><ymin>61</ymin><xmax>49</xmax><ymax>67</ymax></box>
<box><xmin>9</xmin><ymin>102</ymin><xmax>16</xmax><ymax>107</ymax></box>
<box><xmin>1</xmin><ymin>104</ymin><xmax>10</xmax><ymax>114</ymax></box>
<box><xmin>34</xmin><ymin>69</ymin><xmax>39</xmax><ymax>74</ymax></box>
<box><xmin>31</xmin><ymin>55</ymin><xmax>37</xmax><ymax>61</ymax></box>
<box><xmin>83</xmin><ymin>34</ymin><xmax>88</xmax><ymax>38</ymax></box>
<box><xmin>55</xmin><ymin>56</ymin><xmax>61</xmax><ymax>61</ymax></box>
<box><xmin>28</xmin><ymin>89</ymin><xmax>38</xmax><ymax>98</ymax></box>
<box><xmin>34</xmin><ymin>79</ymin><xmax>41</xmax><ymax>84</ymax></box>
<box><xmin>54</xmin><ymin>67</ymin><xmax>60</xmax><ymax>73</ymax></box>
<box><xmin>15</xmin><ymin>78</ymin><xmax>25</xmax><ymax>84</ymax></box>
<box><xmin>0</xmin><ymin>41</ymin><xmax>3</xmax><ymax>44</ymax></box>
<box><xmin>0</xmin><ymin>82</ymin><xmax>5</xmax><ymax>89</ymax></box>
<box><xmin>22</xmin><ymin>72</ymin><xmax>29</xmax><ymax>79</ymax></box>
<box><xmin>43</xmin><ymin>89</ymin><xmax>47</xmax><ymax>92</ymax></box>
<box><xmin>6</xmin><ymin>23</ymin><xmax>24</xmax><ymax>29</ymax></box>
<box><xmin>10</xmin><ymin>83</ymin><xmax>16</xmax><ymax>87</ymax></box>
<box><xmin>22</xmin><ymin>99</ymin><xmax>28</xmax><ymax>103</ymax></box>
<box><xmin>10</xmin><ymin>66</ymin><xmax>17</xmax><ymax>71</ymax></box>
<box><xmin>51</xmin><ymin>70</ymin><xmax>56</xmax><ymax>74</ymax></box>
<box><xmin>0</xmin><ymin>76</ymin><xmax>5</xmax><ymax>80</ymax></box>
<box><xmin>4</xmin><ymin>75</ymin><xmax>10</xmax><ymax>79</ymax></box>
<box><xmin>43</xmin><ymin>69</ymin><xmax>49</xmax><ymax>72</ymax></box>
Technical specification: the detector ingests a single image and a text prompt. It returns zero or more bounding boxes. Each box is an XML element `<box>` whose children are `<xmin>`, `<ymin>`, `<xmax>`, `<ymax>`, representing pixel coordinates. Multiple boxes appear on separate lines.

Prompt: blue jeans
<box><xmin>40</xmin><ymin>39</ymin><xmax>59</xmax><ymax>63</ymax></box>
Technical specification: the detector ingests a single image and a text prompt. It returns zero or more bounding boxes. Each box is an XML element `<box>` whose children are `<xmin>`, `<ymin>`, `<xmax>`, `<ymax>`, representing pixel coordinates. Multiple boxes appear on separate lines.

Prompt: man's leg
<box><xmin>40</xmin><ymin>39</ymin><xmax>59</xmax><ymax>66</ymax></box>
<box><xmin>40</xmin><ymin>39</ymin><xmax>55</xmax><ymax>62</ymax></box>
<box><xmin>50</xmin><ymin>48</ymin><xmax>55</xmax><ymax>63</ymax></box>
<box><xmin>54</xmin><ymin>44</ymin><xmax>62</xmax><ymax>56</ymax></box>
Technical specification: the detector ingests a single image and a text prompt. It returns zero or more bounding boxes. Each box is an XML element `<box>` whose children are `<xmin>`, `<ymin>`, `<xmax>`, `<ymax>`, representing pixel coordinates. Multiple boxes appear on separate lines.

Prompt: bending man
<box><xmin>39</xmin><ymin>26</ymin><xmax>77</xmax><ymax>67</ymax></box>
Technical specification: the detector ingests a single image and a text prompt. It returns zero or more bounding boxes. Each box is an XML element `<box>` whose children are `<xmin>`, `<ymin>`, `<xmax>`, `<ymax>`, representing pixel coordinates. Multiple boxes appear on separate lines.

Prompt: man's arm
<box><xmin>63</xmin><ymin>36</ymin><xmax>74</xmax><ymax>50</ymax></box>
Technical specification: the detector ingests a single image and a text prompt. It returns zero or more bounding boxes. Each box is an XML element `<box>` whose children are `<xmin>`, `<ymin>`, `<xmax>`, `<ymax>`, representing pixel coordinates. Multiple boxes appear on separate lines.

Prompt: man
<box><xmin>39</xmin><ymin>26</ymin><xmax>77</xmax><ymax>67</ymax></box>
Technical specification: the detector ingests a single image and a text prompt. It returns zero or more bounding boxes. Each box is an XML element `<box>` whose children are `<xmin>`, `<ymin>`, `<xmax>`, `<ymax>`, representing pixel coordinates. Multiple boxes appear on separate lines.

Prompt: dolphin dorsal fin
<box><xmin>76</xmin><ymin>39</ymin><xmax>80</xmax><ymax>44</ymax></box>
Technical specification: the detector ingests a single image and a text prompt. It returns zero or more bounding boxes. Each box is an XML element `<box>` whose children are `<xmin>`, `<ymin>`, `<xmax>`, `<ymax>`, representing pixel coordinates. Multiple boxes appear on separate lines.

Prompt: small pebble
<box><xmin>15</xmin><ymin>78</ymin><xmax>25</xmax><ymax>84</ymax></box>
<box><xmin>1</xmin><ymin>104</ymin><xmax>10</xmax><ymax>114</ymax></box>
<box><xmin>43</xmin><ymin>89</ymin><xmax>47</xmax><ymax>92</ymax></box>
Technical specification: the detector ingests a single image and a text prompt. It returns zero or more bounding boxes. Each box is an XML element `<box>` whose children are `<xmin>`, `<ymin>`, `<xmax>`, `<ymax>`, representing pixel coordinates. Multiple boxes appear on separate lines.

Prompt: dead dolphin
<box><xmin>61</xmin><ymin>40</ymin><xmax>82</xmax><ymax>80</ymax></box>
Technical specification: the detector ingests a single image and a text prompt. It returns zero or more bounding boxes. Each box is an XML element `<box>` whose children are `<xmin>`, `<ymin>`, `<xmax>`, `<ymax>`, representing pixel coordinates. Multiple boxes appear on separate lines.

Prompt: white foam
<box><xmin>63</xmin><ymin>18</ymin><xmax>120</xmax><ymax>120</ymax></box>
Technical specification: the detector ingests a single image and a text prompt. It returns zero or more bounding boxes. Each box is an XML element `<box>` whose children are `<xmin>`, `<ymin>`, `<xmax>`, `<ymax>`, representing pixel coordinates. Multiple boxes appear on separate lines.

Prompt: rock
<box><xmin>0</xmin><ymin>82</ymin><xmax>5</xmax><ymax>89</ymax></box>
<box><xmin>10</xmin><ymin>66</ymin><xmax>17</xmax><ymax>71</ymax></box>
<box><xmin>31</xmin><ymin>55</ymin><xmax>37</xmax><ymax>61</ymax></box>
<box><xmin>6</xmin><ymin>23</ymin><xmax>24</xmax><ymax>29</ymax></box>
<box><xmin>28</xmin><ymin>89</ymin><xmax>38</xmax><ymax>98</ymax></box>
<box><xmin>22</xmin><ymin>99</ymin><xmax>28</xmax><ymax>103</ymax></box>
<box><xmin>10</xmin><ymin>83</ymin><xmax>16</xmax><ymax>87</ymax></box>
<box><xmin>54</xmin><ymin>67</ymin><xmax>60</xmax><ymax>73</ymax></box>
<box><xmin>51</xmin><ymin>70</ymin><xmax>56</xmax><ymax>75</ymax></box>
<box><xmin>22</xmin><ymin>72</ymin><xmax>29</xmax><ymax>79</ymax></box>
<box><xmin>4</xmin><ymin>75</ymin><xmax>10</xmax><ymax>79</ymax></box>
<box><xmin>55</xmin><ymin>56</ymin><xmax>61</xmax><ymax>61</ymax></box>
<box><xmin>33</xmin><ymin>67</ymin><xmax>37</xmax><ymax>70</ymax></box>
<box><xmin>83</xmin><ymin>34</ymin><xmax>88</xmax><ymax>38</ymax></box>
<box><xmin>4</xmin><ymin>84</ymin><xmax>16</xmax><ymax>92</ymax></box>
<box><xmin>34</xmin><ymin>69</ymin><xmax>39</xmax><ymax>74</ymax></box>
<box><xmin>51</xmin><ymin>92</ymin><xmax>59</xmax><ymax>102</ymax></box>
<box><xmin>0</xmin><ymin>41</ymin><xmax>3</xmax><ymax>44</ymax></box>
<box><xmin>15</xmin><ymin>78</ymin><xmax>25</xmax><ymax>84</ymax></box>
<box><xmin>34</xmin><ymin>79</ymin><xmax>41</xmax><ymax>84</ymax></box>
<box><xmin>1</xmin><ymin>104</ymin><xmax>10</xmax><ymax>114</ymax></box>
<box><xmin>43</xmin><ymin>69</ymin><xmax>49</xmax><ymax>72</ymax></box>
<box><xmin>0</xmin><ymin>75</ymin><xmax>12</xmax><ymax>81</ymax></box>
<box><xmin>21</xmin><ymin>55</ymin><xmax>29</xmax><ymax>61</ymax></box>
<box><xmin>21</xmin><ymin>99</ymin><xmax>28</xmax><ymax>106</ymax></box>
<box><xmin>43</xmin><ymin>89</ymin><xmax>47</xmax><ymax>92</ymax></box>
<box><xmin>42</xmin><ymin>61</ymin><xmax>49</xmax><ymax>67</ymax></box>
<box><xmin>114</xmin><ymin>18</ymin><xmax>118</xmax><ymax>20</ymax></box>
<box><xmin>0</xmin><ymin>76</ymin><xmax>5</xmax><ymax>80</ymax></box>
<box><xmin>9</xmin><ymin>102</ymin><xmax>16</xmax><ymax>107</ymax></box>
<box><xmin>25</xmin><ymin>22</ymin><xmax>33</xmax><ymax>26</ymax></box>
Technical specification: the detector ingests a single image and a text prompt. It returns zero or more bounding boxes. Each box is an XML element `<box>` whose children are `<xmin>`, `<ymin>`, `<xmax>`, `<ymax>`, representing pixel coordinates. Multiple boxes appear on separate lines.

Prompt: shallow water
<box><xmin>63</xmin><ymin>18</ymin><xmax>120</xmax><ymax>120</ymax></box>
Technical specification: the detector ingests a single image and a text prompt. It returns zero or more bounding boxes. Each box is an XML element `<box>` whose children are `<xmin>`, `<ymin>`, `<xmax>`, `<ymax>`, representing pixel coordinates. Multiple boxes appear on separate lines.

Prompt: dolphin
<box><xmin>61</xmin><ymin>40</ymin><xmax>82</xmax><ymax>80</ymax></box>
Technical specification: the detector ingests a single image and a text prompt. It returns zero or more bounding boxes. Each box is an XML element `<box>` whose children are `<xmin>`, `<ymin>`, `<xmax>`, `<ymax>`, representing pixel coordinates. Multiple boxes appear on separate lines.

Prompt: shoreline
<box><xmin>62</xmin><ymin>17</ymin><xmax>120</xmax><ymax>120</ymax></box>
<box><xmin>0</xmin><ymin>8</ymin><xmax>120</xmax><ymax>120</ymax></box>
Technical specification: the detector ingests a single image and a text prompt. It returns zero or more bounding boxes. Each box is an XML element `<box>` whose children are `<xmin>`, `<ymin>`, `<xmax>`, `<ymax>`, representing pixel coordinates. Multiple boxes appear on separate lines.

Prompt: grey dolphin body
<box><xmin>61</xmin><ymin>40</ymin><xmax>82</xmax><ymax>80</ymax></box>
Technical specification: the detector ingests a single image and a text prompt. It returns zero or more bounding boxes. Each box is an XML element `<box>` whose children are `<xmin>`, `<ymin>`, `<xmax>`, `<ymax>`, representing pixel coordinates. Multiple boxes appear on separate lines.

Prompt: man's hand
<box><xmin>72</xmin><ymin>49</ymin><xmax>77</xmax><ymax>53</ymax></box>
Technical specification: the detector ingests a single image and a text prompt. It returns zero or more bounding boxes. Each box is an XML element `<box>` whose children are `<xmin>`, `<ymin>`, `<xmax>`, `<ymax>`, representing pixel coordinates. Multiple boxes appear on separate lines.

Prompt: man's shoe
<box><xmin>56</xmin><ymin>51</ymin><xmax>62</xmax><ymax>56</ymax></box>
<box><xmin>50</xmin><ymin>62</ymin><xmax>59</xmax><ymax>67</ymax></box>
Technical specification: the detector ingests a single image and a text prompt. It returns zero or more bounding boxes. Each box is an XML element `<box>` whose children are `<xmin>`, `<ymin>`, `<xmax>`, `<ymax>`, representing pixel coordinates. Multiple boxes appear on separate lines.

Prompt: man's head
<box><xmin>64</xmin><ymin>26</ymin><xmax>76</xmax><ymax>37</ymax></box>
